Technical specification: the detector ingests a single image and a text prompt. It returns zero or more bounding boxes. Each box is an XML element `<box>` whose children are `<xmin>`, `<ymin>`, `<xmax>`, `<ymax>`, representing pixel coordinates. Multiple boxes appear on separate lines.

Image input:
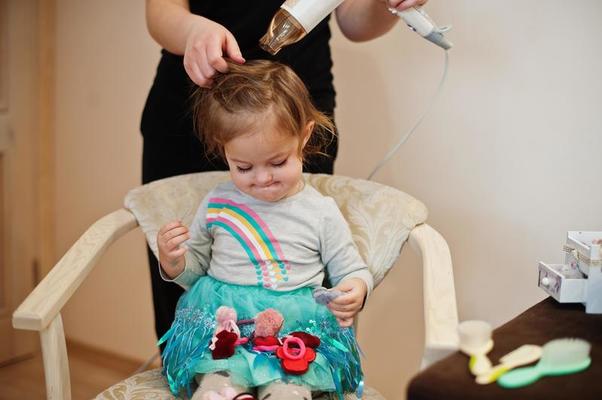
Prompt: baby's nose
<box><xmin>256</xmin><ymin>169</ymin><xmax>273</xmax><ymax>185</ymax></box>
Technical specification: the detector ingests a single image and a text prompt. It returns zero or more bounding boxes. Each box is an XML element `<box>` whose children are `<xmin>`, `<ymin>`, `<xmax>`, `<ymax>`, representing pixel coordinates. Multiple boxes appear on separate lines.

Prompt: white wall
<box><xmin>56</xmin><ymin>1</ymin><xmax>602</xmax><ymax>399</ymax></box>
<box><xmin>332</xmin><ymin>0</ymin><xmax>602</xmax><ymax>323</ymax></box>
<box><xmin>57</xmin><ymin>0</ymin><xmax>159</xmax><ymax>360</ymax></box>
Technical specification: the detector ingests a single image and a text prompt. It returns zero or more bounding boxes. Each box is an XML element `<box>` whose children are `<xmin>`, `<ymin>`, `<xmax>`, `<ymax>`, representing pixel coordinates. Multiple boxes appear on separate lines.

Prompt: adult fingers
<box><xmin>196</xmin><ymin>56</ymin><xmax>217</xmax><ymax>86</ymax></box>
<box><xmin>390</xmin><ymin>0</ymin><xmax>425</xmax><ymax>11</ymax></box>
<box><xmin>224</xmin><ymin>31</ymin><xmax>245</xmax><ymax>64</ymax></box>
<box><xmin>184</xmin><ymin>35</ymin><xmax>216</xmax><ymax>87</ymax></box>
<box><xmin>184</xmin><ymin>53</ymin><xmax>211</xmax><ymax>87</ymax></box>
<box><xmin>206</xmin><ymin>39</ymin><xmax>229</xmax><ymax>73</ymax></box>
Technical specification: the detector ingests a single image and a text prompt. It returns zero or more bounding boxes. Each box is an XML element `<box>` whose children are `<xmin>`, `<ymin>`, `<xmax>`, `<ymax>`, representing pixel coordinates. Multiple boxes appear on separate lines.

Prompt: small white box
<box><xmin>564</xmin><ymin>231</ymin><xmax>602</xmax><ymax>276</ymax></box>
<box><xmin>538</xmin><ymin>262</ymin><xmax>586</xmax><ymax>303</ymax></box>
<box><xmin>540</xmin><ymin>231</ymin><xmax>602</xmax><ymax>314</ymax></box>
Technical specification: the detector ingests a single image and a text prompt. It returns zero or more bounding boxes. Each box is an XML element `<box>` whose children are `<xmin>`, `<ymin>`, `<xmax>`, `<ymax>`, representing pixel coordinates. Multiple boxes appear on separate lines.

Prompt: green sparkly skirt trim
<box><xmin>159</xmin><ymin>276</ymin><xmax>363</xmax><ymax>398</ymax></box>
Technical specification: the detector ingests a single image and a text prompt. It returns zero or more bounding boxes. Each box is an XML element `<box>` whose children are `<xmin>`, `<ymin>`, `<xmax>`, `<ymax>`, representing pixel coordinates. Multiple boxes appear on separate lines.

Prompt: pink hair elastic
<box><xmin>282</xmin><ymin>336</ymin><xmax>306</xmax><ymax>360</ymax></box>
<box><xmin>253</xmin><ymin>344</ymin><xmax>279</xmax><ymax>352</ymax></box>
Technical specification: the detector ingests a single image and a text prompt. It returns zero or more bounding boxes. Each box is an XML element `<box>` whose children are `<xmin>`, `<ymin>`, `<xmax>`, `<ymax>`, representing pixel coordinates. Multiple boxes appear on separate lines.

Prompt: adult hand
<box><xmin>157</xmin><ymin>220</ymin><xmax>190</xmax><ymax>278</ymax></box>
<box><xmin>328</xmin><ymin>278</ymin><xmax>368</xmax><ymax>328</ymax></box>
<box><xmin>388</xmin><ymin>0</ymin><xmax>428</xmax><ymax>12</ymax></box>
<box><xmin>183</xmin><ymin>16</ymin><xmax>245</xmax><ymax>87</ymax></box>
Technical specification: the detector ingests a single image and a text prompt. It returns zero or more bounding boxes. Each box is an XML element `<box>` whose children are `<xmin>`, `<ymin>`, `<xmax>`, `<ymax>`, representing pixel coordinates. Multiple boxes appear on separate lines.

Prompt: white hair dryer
<box><xmin>260</xmin><ymin>0</ymin><xmax>453</xmax><ymax>54</ymax></box>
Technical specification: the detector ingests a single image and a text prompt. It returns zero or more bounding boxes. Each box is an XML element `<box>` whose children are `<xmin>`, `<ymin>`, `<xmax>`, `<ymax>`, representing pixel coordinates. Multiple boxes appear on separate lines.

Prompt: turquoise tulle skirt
<box><xmin>159</xmin><ymin>276</ymin><xmax>362</xmax><ymax>398</ymax></box>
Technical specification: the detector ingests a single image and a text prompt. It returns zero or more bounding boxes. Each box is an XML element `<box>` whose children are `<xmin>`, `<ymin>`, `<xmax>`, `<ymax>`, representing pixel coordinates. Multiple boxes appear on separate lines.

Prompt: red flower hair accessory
<box><xmin>211</xmin><ymin>330</ymin><xmax>239</xmax><ymax>359</ymax></box>
<box><xmin>210</xmin><ymin>306</ymin><xmax>248</xmax><ymax>360</ymax></box>
<box><xmin>289</xmin><ymin>331</ymin><xmax>321</xmax><ymax>348</ymax></box>
<box><xmin>276</xmin><ymin>336</ymin><xmax>316</xmax><ymax>375</ymax></box>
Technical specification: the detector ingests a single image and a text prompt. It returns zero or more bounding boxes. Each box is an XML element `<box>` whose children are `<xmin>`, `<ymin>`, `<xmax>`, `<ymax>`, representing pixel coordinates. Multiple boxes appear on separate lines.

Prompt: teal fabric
<box><xmin>159</xmin><ymin>276</ymin><xmax>362</xmax><ymax>398</ymax></box>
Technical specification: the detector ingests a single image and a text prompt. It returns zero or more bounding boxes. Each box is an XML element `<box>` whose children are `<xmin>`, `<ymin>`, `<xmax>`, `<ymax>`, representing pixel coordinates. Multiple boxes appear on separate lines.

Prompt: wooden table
<box><xmin>407</xmin><ymin>298</ymin><xmax>602</xmax><ymax>400</ymax></box>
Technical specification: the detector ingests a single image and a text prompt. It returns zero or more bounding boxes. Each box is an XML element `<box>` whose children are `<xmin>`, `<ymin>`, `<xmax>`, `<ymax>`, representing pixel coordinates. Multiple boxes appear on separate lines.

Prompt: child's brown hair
<box><xmin>192</xmin><ymin>60</ymin><xmax>334</xmax><ymax>161</ymax></box>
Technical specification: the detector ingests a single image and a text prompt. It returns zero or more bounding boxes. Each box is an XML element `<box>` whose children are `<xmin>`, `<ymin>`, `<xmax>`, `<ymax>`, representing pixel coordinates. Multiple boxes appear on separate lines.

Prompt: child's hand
<box><xmin>157</xmin><ymin>221</ymin><xmax>190</xmax><ymax>279</ymax></box>
<box><xmin>328</xmin><ymin>278</ymin><xmax>368</xmax><ymax>328</ymax></box>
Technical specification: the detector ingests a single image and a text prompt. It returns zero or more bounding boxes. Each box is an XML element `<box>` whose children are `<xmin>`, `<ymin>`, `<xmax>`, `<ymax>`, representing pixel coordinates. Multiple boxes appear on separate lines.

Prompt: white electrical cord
<box><xmin>367</xmin><ymin>50</ymin><xmax>449</xmax><ymax>180</ymax></box>
<box><xmin>135</xmin><ymin>350</ymin><xmax>161</xmax><ymax>374</ymax></box>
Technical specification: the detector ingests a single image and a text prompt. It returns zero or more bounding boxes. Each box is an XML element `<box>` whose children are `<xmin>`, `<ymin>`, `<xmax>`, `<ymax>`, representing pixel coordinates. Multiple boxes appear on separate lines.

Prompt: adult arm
<box><xmin>145</xmin><ymin>0</ymin><xmax>245</xmax><ymax>86</ymax></box>
<box><xmin>335</xmin><ymin>0</ymin><xmax>427</xmax><ymax>42</ymax></box>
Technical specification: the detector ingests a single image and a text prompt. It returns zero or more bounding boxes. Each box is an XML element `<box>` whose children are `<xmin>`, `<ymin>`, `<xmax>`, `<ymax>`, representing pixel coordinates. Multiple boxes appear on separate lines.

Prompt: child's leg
<box><xmin>257</xmin><ymin>382</ymin><xmax>312</xmax><ymax>400</ymax></box>
<box><xmin>191</xmin><ymin>371</ymin><xmax>250</xmax><ymax>400</ymax></box>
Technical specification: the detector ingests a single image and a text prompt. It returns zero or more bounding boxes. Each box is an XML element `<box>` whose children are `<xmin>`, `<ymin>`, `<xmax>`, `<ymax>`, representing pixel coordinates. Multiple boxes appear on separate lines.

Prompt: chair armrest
<box><xmin>408</xmin><ymin>223</ymin><xmax>459</xmax><ymax>368</ymax></box>
<box><xmin>12</xmin><ymin>209</ymin><xmax>138</xmax><ymax>331</ymax></box>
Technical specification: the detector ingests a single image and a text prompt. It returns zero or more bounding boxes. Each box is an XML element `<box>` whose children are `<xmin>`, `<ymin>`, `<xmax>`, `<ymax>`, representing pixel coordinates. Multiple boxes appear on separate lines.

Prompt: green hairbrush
<box><xmin>498</xmin><ymin>338</ymin><xmax>591</xmax><ymax>389</ymax></box>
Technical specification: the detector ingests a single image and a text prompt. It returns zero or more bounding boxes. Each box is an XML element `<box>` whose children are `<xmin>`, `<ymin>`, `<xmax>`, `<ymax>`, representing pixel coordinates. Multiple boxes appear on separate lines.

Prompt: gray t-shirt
<box><xmin>170</xmin><ymin>181</ymin><xmax>373</xmax><ymax>294</ymax></box>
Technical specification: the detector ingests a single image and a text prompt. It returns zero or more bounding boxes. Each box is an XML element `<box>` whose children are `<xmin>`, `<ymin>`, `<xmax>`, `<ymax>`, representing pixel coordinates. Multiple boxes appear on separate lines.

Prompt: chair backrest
<box><xmin>124</xmin><ymin>172</ymin><xmax>427</xmax><ymax>287</ymax></box>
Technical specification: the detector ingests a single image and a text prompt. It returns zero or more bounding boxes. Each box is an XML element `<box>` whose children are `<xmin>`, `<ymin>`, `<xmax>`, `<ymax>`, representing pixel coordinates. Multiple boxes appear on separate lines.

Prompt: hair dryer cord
<box><xmin>367</xmin><ymin>50</ymin><xmax>449</xmax><ymax>180</ymax></box>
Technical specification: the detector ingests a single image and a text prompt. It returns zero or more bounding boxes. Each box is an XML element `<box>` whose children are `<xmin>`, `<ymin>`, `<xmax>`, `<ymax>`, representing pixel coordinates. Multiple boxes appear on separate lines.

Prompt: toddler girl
<box><xmin>157</xmin><ymin>60</ymin><xmax>373</xmax><ymax>400</ymax></box>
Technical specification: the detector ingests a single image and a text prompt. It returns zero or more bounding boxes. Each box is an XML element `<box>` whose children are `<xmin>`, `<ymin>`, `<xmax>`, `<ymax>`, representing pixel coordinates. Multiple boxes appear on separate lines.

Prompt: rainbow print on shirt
<box><xmin>206</xmin><ymin>198</ymin><xmax>291</xmax><ymax>288</ymax></box>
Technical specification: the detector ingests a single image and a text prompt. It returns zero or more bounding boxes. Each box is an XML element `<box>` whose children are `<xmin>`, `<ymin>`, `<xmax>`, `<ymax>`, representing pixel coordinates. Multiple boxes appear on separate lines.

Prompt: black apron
<box><xmin>141</xmin><ymin>0</ymin><xmax>337</xmax><ymax>182</ymax></box>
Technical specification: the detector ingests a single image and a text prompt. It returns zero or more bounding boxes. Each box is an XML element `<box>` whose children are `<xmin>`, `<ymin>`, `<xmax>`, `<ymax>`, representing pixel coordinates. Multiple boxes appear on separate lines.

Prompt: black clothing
<box><xmin>142</xmin><ymin>1</ymin><xmax>339</xmax><ymax>342</ymax></box>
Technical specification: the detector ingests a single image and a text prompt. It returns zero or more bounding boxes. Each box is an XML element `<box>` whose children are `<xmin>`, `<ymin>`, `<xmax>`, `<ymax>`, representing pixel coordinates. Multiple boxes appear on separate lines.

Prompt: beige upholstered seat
<box><xmin>95</xmin><ymin>369</ymin><xmax>385</xmax><ymax>400</ymax></box>
<box><xmin>13</xmin><ymin>172</ymin><xmax>459</xmax><ymax>400</ymax></box>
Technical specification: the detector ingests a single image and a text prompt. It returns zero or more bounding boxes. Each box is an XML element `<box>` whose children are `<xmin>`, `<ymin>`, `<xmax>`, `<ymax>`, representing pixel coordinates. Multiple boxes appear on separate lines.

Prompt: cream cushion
<box><xmin>124</xmin><ymin>172</ymin><xmax>428</xmax><ymax>287</ymax></box>
<box><xmin>96</xmin><ymin>369</ymin><xmax>386</xmax><ymax>399</ymax></box>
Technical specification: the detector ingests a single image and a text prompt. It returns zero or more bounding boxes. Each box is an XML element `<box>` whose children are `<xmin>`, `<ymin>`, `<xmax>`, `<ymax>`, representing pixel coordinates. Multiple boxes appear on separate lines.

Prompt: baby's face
<box><xmin>224</xmin><ymin>124</ymin><xmax>305</xmax><ymax>203</ymax></box>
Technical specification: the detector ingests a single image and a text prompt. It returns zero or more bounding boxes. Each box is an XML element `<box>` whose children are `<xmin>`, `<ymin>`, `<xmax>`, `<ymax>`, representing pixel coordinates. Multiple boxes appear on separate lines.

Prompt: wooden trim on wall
<box><xmin>37</xmin><ymin>0</ymin><xmax>55</xmax><ymax>277</ymax></box>
<box><xmin>0</xmin><ymin>0</ymin><xmax>7</xmax><ymax>111</ymax></box>
<box><xmin>0</xmin><ymin>154</ymin><xmax>4</xmax><ymax>312</ymax></box>
<box><xmin>0</xmin><ymin>0</ymin><xmax>6</xmax><ymax>312</ymax></box>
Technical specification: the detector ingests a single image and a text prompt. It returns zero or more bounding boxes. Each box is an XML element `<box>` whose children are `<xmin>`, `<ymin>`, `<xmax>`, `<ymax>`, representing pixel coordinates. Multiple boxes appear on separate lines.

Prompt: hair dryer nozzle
<box><xmin>425</xmin><ymin>30</ymin><xmax>453</xmax><ymax>50</ymax></box>
<box><xmin>392</xmin><ymin>7</ymin><xmax>453</xmax><ymax>50</ymax></box>
<box><xmin>259</xmin><ymin>8</ymin><xmax>306</xmax><ymax>55</ymax></box>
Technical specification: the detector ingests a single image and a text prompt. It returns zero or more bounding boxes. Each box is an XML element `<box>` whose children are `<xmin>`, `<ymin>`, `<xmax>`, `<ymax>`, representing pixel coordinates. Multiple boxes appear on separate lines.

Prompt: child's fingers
<box><xmin>158</xmin><ymin>224</ymin><xmax>188</xmax><ymax>246</ymax></box>
<box><xmin>336</xmin><ymin>317</ymin><xmax>354</xmax><ymax>328</ymax></box>
<box><xmin>328</xmin><ymin>298</ymin><xmax>358</xmax><ymax>310</ymax></box>
<box><xmin>162</xmin><ymin>246</ymin><xmax>187</xmax><ymax>270</ymax></box>
<box><xmin>329</xmin><ymin>301</ymin><xmax>360</xmax><ymax>313</ymax></box>
<box><xmin>158</xmin><ymin>220</ymin><xmax>183</xmax><ymax>236</ymax></box>
<box><xmin>163</xmin><ymin>226</ymin><xmax>189</xmax><ymax>242</ymax></box>
<box><xmin>331</xmin><ymin>292</ymin><xmax>356</xmax><ymax>306</ymax></box>
<box><xmin>330</xmin><ymin>295</ymin><xmax>358</xmax><ymax>308</ymax></box>
<box><xmin>330</xmin><ymin>291</ymin><xmax>363</xmax><ymax>309</ymax></box>
<box><xmin>329</xmin><ymin>308</ymin><xmax>356</xmax><ymax>320</ymax></box>
<box><xmin>164</xmin><ymin>233</ymin><xmax>190</xmax><ymax>251</ymax></box>
<box><xmin>168</xmin><ymin>246</ymin><xmax>187</xmax><ymax>259</ymax></box>
<box><xmin>163</xmin><ymin>225</ymin><xmax>188</xmax><ymax>240</ymax></box>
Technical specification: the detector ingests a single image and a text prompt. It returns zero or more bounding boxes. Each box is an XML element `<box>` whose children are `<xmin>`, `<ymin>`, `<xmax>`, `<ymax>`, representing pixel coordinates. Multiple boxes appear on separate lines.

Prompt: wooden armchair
<box><xmin>13</xmin><ymin>172</ymin><xmax>459</xmax><ymax>399</ymax></box>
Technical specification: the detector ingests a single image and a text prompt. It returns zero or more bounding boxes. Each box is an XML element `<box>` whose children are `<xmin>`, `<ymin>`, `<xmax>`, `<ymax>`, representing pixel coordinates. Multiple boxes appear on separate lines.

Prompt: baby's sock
<box><xmin>191</xmin><ymin>371</ymin><xmax>250</xmax><ymax>400</ymax></box>
<box><xmin>257</xmin><ymin>382</ymin><xmax>312</xmax><ymax>400</ymax></box>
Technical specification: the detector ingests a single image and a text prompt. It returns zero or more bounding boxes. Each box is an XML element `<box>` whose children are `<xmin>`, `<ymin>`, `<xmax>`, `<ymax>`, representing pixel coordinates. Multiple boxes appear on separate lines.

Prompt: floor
<box><xmin>0</xmin><ymin>341</ymin><xmax>159</xmax><ymax>400</ymax></box>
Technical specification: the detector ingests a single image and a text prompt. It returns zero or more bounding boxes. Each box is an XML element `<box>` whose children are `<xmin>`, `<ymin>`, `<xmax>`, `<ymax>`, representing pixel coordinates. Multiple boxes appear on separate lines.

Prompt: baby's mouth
<box><xmin>257</xmin><ymin>182</ymin><xmax>278</xmax><ymax>189</ymax></box>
